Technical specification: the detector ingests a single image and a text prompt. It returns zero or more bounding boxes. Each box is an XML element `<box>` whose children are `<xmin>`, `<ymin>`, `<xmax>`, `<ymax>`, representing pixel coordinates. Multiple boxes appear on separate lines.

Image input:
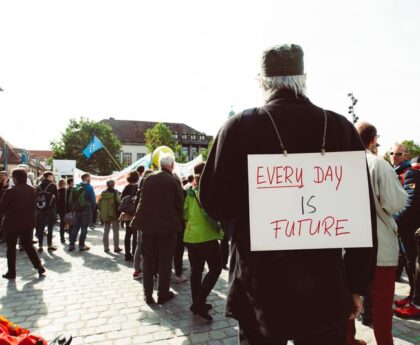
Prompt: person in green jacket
<box><xmin>184</xmin><ymin>162</ymin><xmax>223</xmax><ymax>321</ymax></box>
<box><xmin>98</xmin><ymin>180</ymin><xmax>122</xmax><ymax>253</ymax></box>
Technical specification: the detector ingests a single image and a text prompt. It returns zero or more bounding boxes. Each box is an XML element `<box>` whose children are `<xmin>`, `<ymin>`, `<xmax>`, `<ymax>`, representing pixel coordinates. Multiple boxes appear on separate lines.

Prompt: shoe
<box><xmin>48</xmin><ymin>246</ymin><xmax>57</xmax><ymax>252</ymax></box>
<box><xmin>190</xmin><ymin>303</ymin><xmax>212</xmax><ymax>312</ymax></box>
<box><xmin>38</xmin><ymin>266</ymin><xmax>46</xmax><ymax>277</ymax></box>
<box><xmin>38</xmin><ymin>247</ymin><xmax>44</xmax><ymax>253</ymax></box>
<box><xmin>133</xmin><ymin>271</ymin><xmax>143</xmax><ymax>280</ymax></box>
<box><xmin>104</xmin><ymin>248</ymin><xmax>110</xmax><ymax>253</ymax></box>
<box><xmin>125</xmin><ymin>254</ymin><xmax>133</xmax><ymax>261</ymax></box>
<box><xmin>395</xmin><ymin>304</ymin><xmax>420</xmax><ymax>319</ymax></box>
<box><xmin>173</xmin><ymin>275</ymin><xmax>187</xmax><ymax>284</ymax></box>
<box><xmin>32</xmin><ymin>240</ymin><xmax>38</xmax><ymax>244</ymax></box>
<box><xmin>395</xmin><ymin>297</ymin><xmax>412</xmax><ymax>308</ymax></box>
<box><xmin>2</xmin><ymin>272</ymin><xmax>16</xmax><ymax>279</ymax></box>
<box><xmin>145</xmin><ymin>296</ymin><xmax>156</xmax><ymax>305</ymax></box>
<box><xmin>50</xmin><ymin>333</ymin><xmax>73</xmax><ymax>345</ymax></box>
<box><xmin>68</xmin><ymin>245</ymin><xmax>75</xmax><ymax>252</ymax></box>
<box><xmin>61</xmin><ymin>239</ymin><xmax>66</xmax><ymax>244</ymax></box>
<box><xmin>190</xmin><ymin>305</ymin><xmax>213</xmax><ymax>321</ymax></box>
<box><xmin>157</xmin><ymin>291</ymin><xmax>175</xmax><ymax>304</ymax></box>
<box><xmin>79</xmin><ymin>246</ymin><xmax>90</xmax><ymax>251</ymax></box>
<box><xmin>114</xmin><ymin>248</ymin><xmax>123</xmax><ymax>253</ymax></box>
<box><xmin>355</xmin><ymin>340</ymin><xmax>367</xmax><ymax>345</ymax></box>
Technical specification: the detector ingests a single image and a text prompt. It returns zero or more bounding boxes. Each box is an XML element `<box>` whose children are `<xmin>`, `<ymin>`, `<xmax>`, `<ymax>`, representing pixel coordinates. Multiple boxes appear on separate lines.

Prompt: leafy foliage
<box><xmin>200</xmin><ymin>138</ymin><xmax>214</xmax><ymax>161</ymax></box>
<box><xmin>402</xmin><ymin>140</ymin><xmax>420</xmax><ymax>158</ymax></box>
<box><xmin>51</xmin><ymin>118</ymin><xmax>122</xmax><ymax>175</ymax></box>
<box><xmin>145</xmin><ymin>123</ymin><xmax>177</xmax><ymax>153</ymax></box>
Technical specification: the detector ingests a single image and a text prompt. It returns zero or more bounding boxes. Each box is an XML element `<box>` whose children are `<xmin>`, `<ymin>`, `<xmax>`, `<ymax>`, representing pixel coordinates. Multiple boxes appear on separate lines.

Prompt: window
<box><xmin>181</xmin><ymin>133</ymin><xmax>188</xmax><ymax>140</ymax></box>
<box><xmin>123</xmin><ymin>153</ymin><xmax>132</xmax><ymax>166</ymax></box>
<box><xmin>137</xmin><ymin>153</ymin><xmax>145</xmax><ymax>161</ymax></box>
<box><xmin>191</xmin><ymin>146</ymin><xmax>198</xmax><ymax>158</ymax></box>
<box><xmin>173</xmin><ymin>132</ymin><xmax>179</xmax><ymax>140</ymax></box>
<box><xmin>190</xmin><ymin>134</ymin><xmax>197</xmax><ymax>140</ymax></box>
<box><xmin>116</xmin><ymin>153</ymin><xmax>122</xmax><ymax>163</ymax></box>
<box><xmin>182</xmin><ymin>146</ymin><xmax>189</xmax><ymax>158</ymax></box>
<box><xmin>199</xmin><ymin>135</ymin><xmax>206</xmax><ymax>141</ymax></box>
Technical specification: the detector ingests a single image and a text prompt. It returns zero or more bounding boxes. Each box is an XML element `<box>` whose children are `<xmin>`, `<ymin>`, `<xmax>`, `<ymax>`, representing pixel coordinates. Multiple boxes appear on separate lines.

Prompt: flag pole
<box><xmin>102</xmin><ymin>144</ymin><xmax>122</xmax><ymax>171</ymax></box>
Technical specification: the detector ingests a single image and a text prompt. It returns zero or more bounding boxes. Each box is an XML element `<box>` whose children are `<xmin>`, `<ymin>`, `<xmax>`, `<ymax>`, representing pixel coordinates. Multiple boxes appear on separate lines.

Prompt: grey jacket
<box><xmin>366</xmin><ymin>151</ymin><xmax>407</xmax><ymax>266</ymax></box>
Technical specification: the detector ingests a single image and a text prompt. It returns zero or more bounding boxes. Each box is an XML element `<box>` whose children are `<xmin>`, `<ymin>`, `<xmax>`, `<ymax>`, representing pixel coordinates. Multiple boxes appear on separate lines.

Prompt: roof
<box><xmin>101</xmin><ymin>118</ymin><xmax>212</xmax><ymax>145</ymax></box>
<box><xmin>0</xmin><ymin>136</ymin><xmax>22</xmax><ymax>164</ymax></box>
<box><xmin>28</xmin><ymin>150</ymin><xmax>54</xmax><ymax>160</ymax></box>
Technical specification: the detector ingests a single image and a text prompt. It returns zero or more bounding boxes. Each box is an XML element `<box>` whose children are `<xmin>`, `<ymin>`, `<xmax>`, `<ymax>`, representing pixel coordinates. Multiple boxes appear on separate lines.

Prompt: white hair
<box><xmin>159</xmin><ymin>153</ymin><xmax>175</xmax><ymax>170</ymax></box>
<box><xmin>259</xmin><ymin>74</ymin><xmax>307</xmax><ymax>100</ymax></box>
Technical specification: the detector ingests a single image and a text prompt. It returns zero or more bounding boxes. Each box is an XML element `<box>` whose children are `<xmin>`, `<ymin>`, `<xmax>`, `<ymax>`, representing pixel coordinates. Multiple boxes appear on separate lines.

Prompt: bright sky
<box><xmin>0</xmin><ymin>0</ymin><xmax>419</xmax><ymax>154</ymax></box>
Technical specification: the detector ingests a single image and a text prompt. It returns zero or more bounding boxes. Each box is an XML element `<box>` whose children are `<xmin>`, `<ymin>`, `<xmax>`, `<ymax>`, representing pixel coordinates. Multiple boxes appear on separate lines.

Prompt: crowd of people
<box><xmin>0</xmin><ymin>43</ymin><xmax>420</xmax><ymax>345</ymax></box>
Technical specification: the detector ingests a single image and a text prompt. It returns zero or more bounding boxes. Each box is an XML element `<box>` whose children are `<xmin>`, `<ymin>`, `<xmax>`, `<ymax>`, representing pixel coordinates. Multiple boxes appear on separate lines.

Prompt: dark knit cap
<box><xmin>261</xmin><ymin>44</ymin><xmax>304</xmax><ymax>77</ymax></box>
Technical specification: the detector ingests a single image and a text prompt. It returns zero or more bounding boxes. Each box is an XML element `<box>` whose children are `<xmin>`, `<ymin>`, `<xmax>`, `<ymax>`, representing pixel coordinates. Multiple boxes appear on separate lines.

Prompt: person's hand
<box><xmin>349</xmin><ymin>294</ymin><xmax>362</xmax><ymax>320</ymax></box>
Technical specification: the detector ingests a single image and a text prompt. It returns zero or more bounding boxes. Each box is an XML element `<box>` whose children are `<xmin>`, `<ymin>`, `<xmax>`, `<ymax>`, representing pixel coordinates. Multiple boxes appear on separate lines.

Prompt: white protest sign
<box><xmin>53</xmin><ymin>160</ymin><xmax>76</xmax><ymax>176</ymax></box>
<box><xmin>247</xmin><ymin>151</ymin><xmax>372</xmax><ymax>251</ymax></box>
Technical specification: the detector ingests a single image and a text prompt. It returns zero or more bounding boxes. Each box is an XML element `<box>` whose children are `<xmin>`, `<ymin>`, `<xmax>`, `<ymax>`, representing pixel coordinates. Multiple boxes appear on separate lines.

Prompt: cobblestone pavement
<box><xmin>0</xmin><ymin>225</ymin><xmax>419</xmax><ymax>345</ymax></box>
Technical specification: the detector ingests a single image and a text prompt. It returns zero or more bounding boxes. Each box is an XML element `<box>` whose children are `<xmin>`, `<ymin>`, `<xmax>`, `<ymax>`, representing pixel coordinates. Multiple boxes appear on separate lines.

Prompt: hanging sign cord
<box><xmin>261</xmin><ymin>107</ymin><xmax>328</xmax><ymax>156</ymax></box>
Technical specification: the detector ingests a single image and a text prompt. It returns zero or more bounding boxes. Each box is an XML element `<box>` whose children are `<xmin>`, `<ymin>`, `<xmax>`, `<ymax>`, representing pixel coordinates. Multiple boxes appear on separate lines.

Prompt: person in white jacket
<box><xmin>352</xmin><ymin>122</ymin><xmax>408</xmax><ymax>345</ymax></box>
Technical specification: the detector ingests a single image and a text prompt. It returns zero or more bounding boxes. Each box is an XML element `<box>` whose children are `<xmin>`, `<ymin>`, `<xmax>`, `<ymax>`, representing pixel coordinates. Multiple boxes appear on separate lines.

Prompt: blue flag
<box><xmin>83</xmin><ymin>135</ymin><xmax>104</xmax><ymax>159</ymax></box>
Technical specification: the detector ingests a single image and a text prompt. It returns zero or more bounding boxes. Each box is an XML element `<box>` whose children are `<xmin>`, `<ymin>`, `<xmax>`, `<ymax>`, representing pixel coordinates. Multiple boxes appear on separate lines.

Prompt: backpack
<box><xmin>36</xmin><ymin>183</ymin><xmax>55</xmax><ymax>210</ymax></box>
<box><xmin>118</xmin><ymin>195</ymin><xmax>136</xmax><ymax>216</ymax></box>
<box><xmin>70</xmin><ymin>184</ymin><xmax>88</xmax><ymax>212</ymax></box>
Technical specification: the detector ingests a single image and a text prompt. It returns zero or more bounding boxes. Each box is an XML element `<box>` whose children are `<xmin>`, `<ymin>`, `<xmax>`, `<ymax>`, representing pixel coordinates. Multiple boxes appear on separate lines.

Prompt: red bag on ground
<box><xmin>0</xmin><ymin>316</ymin><xmax>47</xmax><ymax>345</ymax></box>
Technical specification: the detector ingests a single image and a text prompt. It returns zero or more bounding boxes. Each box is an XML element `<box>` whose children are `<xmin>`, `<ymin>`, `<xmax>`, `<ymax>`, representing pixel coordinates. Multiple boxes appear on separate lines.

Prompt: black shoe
<box><xmin>38</xmin><ymin>266</ymin><xmax>46</xmax><ymax>276</ymax></box>
<box><xmin>104</xmin><ymin>248</ymin><xmax>110</xmax><ymax>253</ymax></box>
<box><xmin>114</xmin><ymin>248</ymin><xmax>123</xmax><ymax>253</ymax></box>
<box><xmin>145</xmin><ymin>296</ymin><xmax>156</xmax><ymax>305</ymax></box>
<box><xmin>68</xmin><ymin>245</ymin><xmax>75</xmax><ymax>252</ymax></box>
<box><xmin>38</xmin><ymin>247</ymin><xmax>44</xmax><ymax>253</ymax></box>
<box><xmin>191</xmin><ymin>305</ymin><xmax>213</xmax><ymax>321</ymax></box>
<box><xmin>190</xmin><ymin>303</ymin><xmax>212</xmax><ymax>312</ymax></box>
<box><xmin>48</xmin><ymin>246</ymin><xmax>57</xmax><ymax>252</ymax></box>
<box><xmin>79</xmin><ymin>245</ymin><xmax>90</xmax><ymax>251</ymax></box>
<box><xmin>61</xmin><ymin>238</ymin><xmax>66</xmax><ymax>244</ymax></box>
<box><xmin>50</xmin><ymin>333</ymin><xmax>73</xmax><ymax>345</ymax></box>
<box><xmin>125</xmin><ymin>254</ymin><xmax>133</xmax><ymax>261</ymax></box>
<box><xmin>2</xmin><ymin>272</ymin><xmax>16</xmax><ymax>279</ymax></box>
<box><xmin>157</xmin><ymin>292</ymin><xmax>175</xmax><ymax>305</ymax></box>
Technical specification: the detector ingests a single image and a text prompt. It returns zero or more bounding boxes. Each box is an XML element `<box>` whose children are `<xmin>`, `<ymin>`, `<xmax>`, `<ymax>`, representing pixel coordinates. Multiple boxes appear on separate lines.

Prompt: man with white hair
<box><xmin>131</xmin><ymin>154</ymin><xmax>184</xmax><ymax>305</ymax></box>
<box><xmin>200</xmin><ymin>44</ymin><xmax>377</xmax><ymax>345</ymax></box>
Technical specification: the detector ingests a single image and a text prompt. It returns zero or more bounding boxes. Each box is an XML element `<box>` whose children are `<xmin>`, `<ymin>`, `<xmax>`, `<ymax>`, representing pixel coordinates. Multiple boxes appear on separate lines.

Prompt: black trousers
<box><xmin>186</xmin><ymin>240</ymin><xmax>222</xmax><ymax>306</ymax></box>
<box><xmin>413</xmin><ymin>229</ymin><xmax>420</xmax><ymax>305</ymax></box>
<box><xmin>142</xmin><ymin>232</ymin><xmax>176</xmax><ymax>298</ymax></box>
<box><xmin>124</xmin><ymin>221</ymin><xmax>137</xmax><ymax>256</ymax></box>
<box><xmin>220</xmin><ymin>220</ymin><xmax>232</xmax><ymax>268</ymax></box>
<box><xmin>7</xmin><ymin>229</ymin><xmax>42</xmax><ymax>275</ymax></box>
<box><xmin>239</xmin><ymin>322</ymin><xmax>347</xmax><ymax>345</ymax></box>
<box><xmin>173</xmin><ymin>231</ymin><xmax>185</xmax><ymax>276</ymax></box>
<box><xmin>400</xmin><ymin>228</ymin><xmax>420</xmax><ymax>303</ymax></box>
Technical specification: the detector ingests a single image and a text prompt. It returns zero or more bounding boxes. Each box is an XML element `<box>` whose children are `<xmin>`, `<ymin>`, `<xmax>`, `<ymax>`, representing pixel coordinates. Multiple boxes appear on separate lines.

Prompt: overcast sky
<box><xmin>0</xmin><ymin>0</ymin><xmax>419</xmax><ymax>154</ymax></box>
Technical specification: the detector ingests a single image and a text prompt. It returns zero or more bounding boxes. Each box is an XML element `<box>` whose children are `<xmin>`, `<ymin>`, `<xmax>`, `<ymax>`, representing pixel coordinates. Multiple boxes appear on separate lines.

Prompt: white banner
<box><xmin>75</xmin><ymin>154</ymin><xmax>203</xmax><ymax>197</ymax></box>
<box><xmin>247</xmin><ymin>151</ymin><xmax>372</xmax><ymax>251</ymax></box>
<box><xmin>53</xmin><ymin>160</ymin><xmax>76</xmax><ymax>176</ymax></box>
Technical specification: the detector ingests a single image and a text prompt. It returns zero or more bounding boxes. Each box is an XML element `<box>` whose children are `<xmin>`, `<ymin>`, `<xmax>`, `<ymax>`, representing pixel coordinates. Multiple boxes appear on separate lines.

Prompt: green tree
<box><xmin>145</xmin><ymin>123</ymin><xmax>177</xmax><ymax>153</ymax></box>
<box><xmin>402</xmin><ymin>140</ymin><xmax>420</xmax><ymax>158</ymax></box>
<box><xmin>51</xmin><ymin>118</ymin><xmax>122</xmax><ymax>175</ymax></box>
<box><xmin>200</xmin><ymin>138</ymin><xmax>214</xmax><ymax>161</ymax></box>
<box><xmin>174</xmin><ymin>144</ymin><xmax>188</xmax><ymax>163</ymax></box>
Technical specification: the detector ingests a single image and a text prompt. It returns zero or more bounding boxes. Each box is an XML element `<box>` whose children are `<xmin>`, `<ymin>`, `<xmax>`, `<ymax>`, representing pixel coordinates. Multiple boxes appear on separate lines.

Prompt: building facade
<box><xmin>102</xmin><ymin>118</ymin><xmax>213</xmax><ymax>164</ymax></box>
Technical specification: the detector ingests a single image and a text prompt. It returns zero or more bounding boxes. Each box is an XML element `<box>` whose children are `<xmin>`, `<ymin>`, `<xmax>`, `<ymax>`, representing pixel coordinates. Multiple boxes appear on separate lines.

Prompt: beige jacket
<box><xmin>366</xmin><ymin>151</ymin><xmax>407</xmax><ymax>266</ymax></box>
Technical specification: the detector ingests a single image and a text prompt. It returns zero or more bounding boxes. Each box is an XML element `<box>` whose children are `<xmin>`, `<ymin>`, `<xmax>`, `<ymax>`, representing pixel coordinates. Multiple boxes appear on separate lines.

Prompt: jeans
<box><xmin>7</xmin><ymin>229</ymin><xmax>42</xmax><ymax>274</ymax></box>
<box><xmin>186</xmin><ymin>240</ymin><xmax>222</xmax><ymax>306</ymax></box>
<box><xmin>103</xmin><ymin>220</ymin><xmax>120</xmax><ymax>251</ymax></box>
<box><xmin>36</xmin><ymin>207</ymin><xmax>57</xmax><ymax>247</ymax></box>
<box><xmin>124</xmin><ymin>221</ymin><xmax>137</xmax><ymax>256</ymax></box>
<box><xmin>142</xmin><ymin>232</ymin><xmax>176</xmax><ymax>298</ymax></box>
<box><xmin>133</xmin><ymin>230</ymin><xmax>142</xmax><ymax>272</ymax></box>
<box><xmin>399</xmin><ymin>228</ymin><xmax>419</xmax><ymax>303</ymax></box>
<box><xmin>173</xmin><ymin>231</ymin><xmax>185</xmax><ymax>276</ymax></box>
<box><xmin>70</xmin><ymin>211</ymin><xmax>91</xmax><ymax>247</ymax></box>
<box><xmin>240</xmin><ymin>322</ymin><xmax>347</xmax><ymax>345</ymax></box>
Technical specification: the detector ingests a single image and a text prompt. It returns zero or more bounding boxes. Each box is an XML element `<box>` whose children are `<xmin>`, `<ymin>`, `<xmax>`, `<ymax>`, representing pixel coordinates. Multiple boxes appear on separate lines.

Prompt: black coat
<box><xmin>0</xmin><ymin>183</ymin><xmax>37</xmax><ymax>231</ymax></box>
<box><xmin>57</xmin><ymin>188</ymin><xmax>67</xmax><ymax>216</ymax></box>
<box><xmin>131</xmin><ymin>169</ymin><xmax>184</xmax><ymax>235</ymax></box>
<box><xmin>200</xmin><ymin>90</ymin><xmax>377</xmax><ymax>338</ymax></box>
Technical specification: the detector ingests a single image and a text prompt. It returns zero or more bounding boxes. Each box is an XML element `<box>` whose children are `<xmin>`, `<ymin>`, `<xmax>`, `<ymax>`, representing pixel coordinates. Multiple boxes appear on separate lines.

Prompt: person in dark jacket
<box><xmin>394</xmin><ymin>155</ymin><xmax>420</xmax><ymax>318</ymax></box>
<box><xmin>199</xmin><ymin>44</ymin><xmax>377</xmax><ymax>345</ymax></box>
<box><xmin>120</xmin><ymin>171</ymin><xmax>140</xmax><ymax>261</ymax></box>
<box><xmin>0</xmin><ymin>168</ymin><xmax>45</xmax><ymax>279</ymax></box>
<box><xmin>131</xmin><ymin>154</ymin><xmax>184</xmax><ymax>305</ymax></box>
<box><xmin>36</xmin><ymin>171</ymin><xmax>58</xmax><ymax>252</ymax></box>
<box><xmin>57</xmin><ymin>179</ymin><xmax>68</xmax><ymax>244</ymax></box>
<box><xmin>0</xmin><ymin>171</ymin><xmax>9</xmax><ymax>243</ymax></box>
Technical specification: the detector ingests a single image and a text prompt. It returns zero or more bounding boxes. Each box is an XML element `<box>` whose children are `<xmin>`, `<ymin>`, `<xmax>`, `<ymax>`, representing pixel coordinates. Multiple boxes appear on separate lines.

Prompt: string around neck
<box><xmin>261</xmin><ymin>107</ymin><xmax>328</xmax><ymax>156</ymax></box>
